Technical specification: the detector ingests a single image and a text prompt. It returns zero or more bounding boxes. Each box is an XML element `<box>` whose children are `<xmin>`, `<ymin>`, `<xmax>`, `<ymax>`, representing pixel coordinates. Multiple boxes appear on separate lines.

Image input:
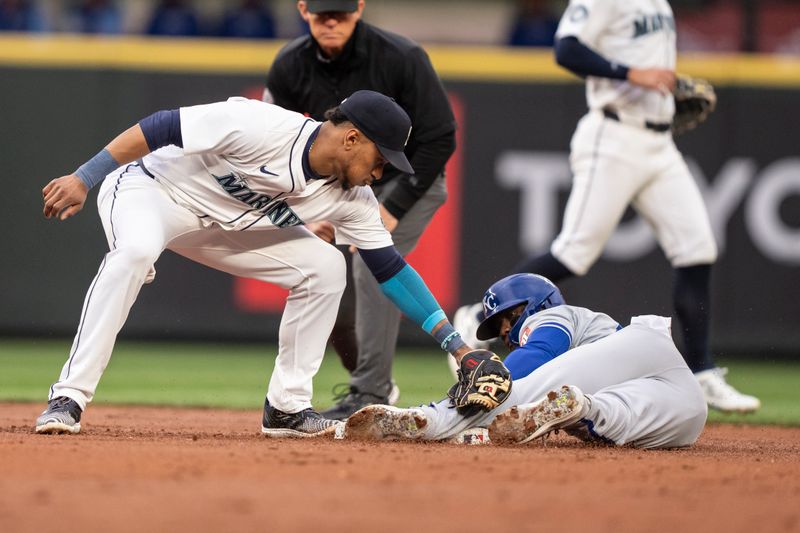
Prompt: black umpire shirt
<box><xmin>266</xmin><ymin>21</ymin><xmax>456</xmax><ymax>220</ymax></box>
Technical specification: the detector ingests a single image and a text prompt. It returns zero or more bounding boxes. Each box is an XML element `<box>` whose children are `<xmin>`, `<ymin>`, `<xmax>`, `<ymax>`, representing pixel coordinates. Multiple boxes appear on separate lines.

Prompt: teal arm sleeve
<box><xmin>380</xmin><ymin>264</ymin><xmax>445</xmax><ymax>334</ymax></box>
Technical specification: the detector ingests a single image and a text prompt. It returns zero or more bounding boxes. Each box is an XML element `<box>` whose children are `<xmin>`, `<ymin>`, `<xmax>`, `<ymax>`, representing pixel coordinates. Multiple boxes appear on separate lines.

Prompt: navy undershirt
<box><xmin>139</xmin><ymin>109</ymin><xmax>183</xmax><ymax>150</ymax></box>
<box><xmin>302</xmin><ymin>125</ymin><xmax>323</xmax><ymax>181</ymax></box>
<box><xmin>358</xmin><ymin>246</ymin><xmax>407</xmax><ymax>283</ymax></box>
<box><xmin>555</xmin><ymin>36</ymin><xmax>630</xmax><ymax>80</ymax></box>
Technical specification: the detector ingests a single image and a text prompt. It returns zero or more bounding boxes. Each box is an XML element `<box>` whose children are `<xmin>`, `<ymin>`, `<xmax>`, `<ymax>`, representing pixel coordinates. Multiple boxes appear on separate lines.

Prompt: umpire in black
<box><xmin>265</xmin><ymin>0</ymin><xmax>456</xmax><ymax>419</ymax></box>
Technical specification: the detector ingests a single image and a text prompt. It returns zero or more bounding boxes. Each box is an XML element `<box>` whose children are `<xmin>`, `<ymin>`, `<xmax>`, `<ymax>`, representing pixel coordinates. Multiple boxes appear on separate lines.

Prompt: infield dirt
<box><xmin>2</xmin><ymin>403</ymin><xmax>798</xmax><ymax>533</ymax></box>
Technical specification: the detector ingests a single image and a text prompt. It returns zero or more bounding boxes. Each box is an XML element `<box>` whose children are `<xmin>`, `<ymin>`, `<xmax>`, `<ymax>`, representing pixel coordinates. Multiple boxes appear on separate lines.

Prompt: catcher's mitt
<box><xmin>672</xmin><ymin>74</ymin><xmax>716</xmax><ymax>135</ymax></box>
<box><xmin>448</xmin><ymin>350</ymin><xmax>512</xmax><ymax>417</ymax></box>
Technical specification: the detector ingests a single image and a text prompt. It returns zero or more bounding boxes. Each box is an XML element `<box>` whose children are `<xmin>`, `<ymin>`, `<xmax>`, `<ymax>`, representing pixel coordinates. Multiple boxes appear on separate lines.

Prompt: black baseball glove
<box><xmin>672</xmin><ymin>74</ymin><xmax>717</xmax><ymax>135</ymax></box>
<box><xmin>447</xmin><ymin>350</ymin><xmax>512</xmax><ymax>417</ymax></box>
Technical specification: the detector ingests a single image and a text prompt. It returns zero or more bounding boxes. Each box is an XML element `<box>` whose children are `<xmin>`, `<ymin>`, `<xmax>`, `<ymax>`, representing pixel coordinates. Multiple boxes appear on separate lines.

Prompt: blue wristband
<box><xmin>75</xmin><ymin>148</ymin><xmax>121</xmax><ymax>190</ymax></box>
<box><xmin>433</xmin><ymin>323</ymin><xmax>467</xmax><ymax>354</ymax></box>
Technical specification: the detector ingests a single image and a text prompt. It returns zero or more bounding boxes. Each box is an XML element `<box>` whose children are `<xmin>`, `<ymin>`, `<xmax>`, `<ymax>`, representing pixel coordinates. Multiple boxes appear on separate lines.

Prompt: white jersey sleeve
<box><xmin>555</xmin><ymin>0</ymin><xmax>618</xmax><ymax>47</ymax></box>
<box><xmin>332</xmin><ymin>187</ymin><xmax>394</xmax><ymax>250</ymax></box>
<box><xmin>179</xmin><ymin>97</ymin><xmax>269</xmax><ymax>157</ymax></box>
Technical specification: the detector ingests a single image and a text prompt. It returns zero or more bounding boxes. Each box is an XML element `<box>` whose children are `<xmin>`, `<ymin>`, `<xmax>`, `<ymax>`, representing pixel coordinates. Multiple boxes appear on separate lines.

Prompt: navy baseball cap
<box><xmin>306</xmin><ymin>0</ymin><xmax>359</xmax><ymax>13</ymax></box>
<box><xmin>340</xmin><ymin>90</ymin><xmax>414</xmax><ymax>175</ymax></box>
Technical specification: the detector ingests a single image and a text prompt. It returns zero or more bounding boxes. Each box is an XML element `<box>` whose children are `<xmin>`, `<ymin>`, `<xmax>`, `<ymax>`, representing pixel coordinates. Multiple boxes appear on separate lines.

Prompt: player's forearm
<box><xmin>73</xmin><ymin>124</ymin><xmax>148</xmax><ymax>190</ymax></box>
<box><xmin>431</xmin><ymin>319</ymin><xmax>472</xmax><ymax>362</ymax></box>
<box><xmin>105</xmin><ymin>124</ymin><xmax>151</xmax><ymax>164</ymax></box>
<box><xmin>379</xmin><ymin>264</ymin><xmax>467</xmax><ymax>355</ymax></box>
<box><xmin>625</xmin><ymin>68</ymin><xmax>676</xmax><ymax>94</ymax></box>
<box><xmin>76</xmin><ymin>110</ymin><xmax>183</xmax><ymax>190</ymax></box>
<box><xmin>358</xmin><ymin>246</ymin><xmax>467</xmax><ymax>355</ymax></box>
<box><xmin>110</xmin><ymin>109</ymin><xmax>183</xmax><ymax>162</ymax></box>
<box><xmin>554</xmin><ymin>36</ymin><xmax>629</xmax><ymax>81</ymax></box>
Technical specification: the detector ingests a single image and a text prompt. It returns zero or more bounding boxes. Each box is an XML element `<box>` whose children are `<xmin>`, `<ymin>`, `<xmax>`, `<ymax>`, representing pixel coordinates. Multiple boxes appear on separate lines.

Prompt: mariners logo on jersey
<box><xmin>633</xmin><ymin>11</ymin><xmax>675</xmax><ymax>38</ymax></box>
<box><xmin>214</xmin><ymin>173</ymin><xmax>273</xmax><ymax>210</ymax></box>
<box><xmin>213</xmin><ymin>173</ymin><xmax>303</xmax><ymax>228</ymax></box>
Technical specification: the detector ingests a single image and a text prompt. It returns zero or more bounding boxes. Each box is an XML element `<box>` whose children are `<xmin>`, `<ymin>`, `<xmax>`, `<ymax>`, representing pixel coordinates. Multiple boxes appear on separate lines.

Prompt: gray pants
<box><xmin>420</xmin><ymin>321</ymin><xmax>708</xmax><ymax>449</ymax></box>
<box><xmin>348</xmin><ymin>175</ymin><xmax>448</xmax><ymax>396</ymax></box>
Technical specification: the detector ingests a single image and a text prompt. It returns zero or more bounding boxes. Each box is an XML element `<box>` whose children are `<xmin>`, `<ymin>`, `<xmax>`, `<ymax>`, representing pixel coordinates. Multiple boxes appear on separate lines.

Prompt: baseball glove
<box><xmin>447</xmin><ymin>350</ymin><xmax>512</xmax><ymax>417</ymax></box>
<box><xmin>672</xmin><ymin>74</ymin><xmax>717</xmax><ymax>135</ymax></box>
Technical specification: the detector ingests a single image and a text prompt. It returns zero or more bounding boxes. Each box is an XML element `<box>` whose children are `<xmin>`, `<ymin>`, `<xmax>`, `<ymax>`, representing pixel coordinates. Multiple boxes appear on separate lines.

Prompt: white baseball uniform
<box><xmin>421</xmin><ymin>308</ymin><xmax>708</xmax><ymax>449</ymax></box>
<box><xmin>550</xmin><ymin>0</ymin><xmax>717</xmax><ymax>275</ymax></box>
<box><xmin>48</xmin><ymin>97</ymin><xmax>392</xmax><ymax>414</ymax></box>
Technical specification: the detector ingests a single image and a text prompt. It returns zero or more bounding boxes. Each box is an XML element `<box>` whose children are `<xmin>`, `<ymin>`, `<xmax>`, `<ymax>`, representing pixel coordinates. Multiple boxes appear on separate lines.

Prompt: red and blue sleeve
<box><xmin>504</xmin><ymin>325</ymin><xmax>571</xmax><ymax>379</ymax></box>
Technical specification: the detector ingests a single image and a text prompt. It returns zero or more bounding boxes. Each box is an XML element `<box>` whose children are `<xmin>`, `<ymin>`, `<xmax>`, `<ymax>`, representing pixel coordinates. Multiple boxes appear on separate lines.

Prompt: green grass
<box><xmin>1</xmin><ymin>339</ymin><xmax>798</xmax><ymax>426</ymax></box>
<box><xmin>0</xmin><ymin>339</ymin><xmax>454</xmax><ymax>411</ymax></box>
<box><xmin>705</xmin><ymin>361</ymin><xmax>800</xmax><ymax>426</ymax></box>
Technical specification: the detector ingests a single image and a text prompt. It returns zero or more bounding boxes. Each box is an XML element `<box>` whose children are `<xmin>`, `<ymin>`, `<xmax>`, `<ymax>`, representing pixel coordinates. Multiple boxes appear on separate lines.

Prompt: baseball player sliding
<box><xmin>345</xmin><ymin>274</ymin><xmax>709</xmax><ymax>449</ymax></box>
<box><xmin>35</xmin><ymin>90</ymin><xmax>508</xmax><ymax>437</ymax></box>
<box><xmin>456</xmin><ymin>0</ymin><xmax>759</xmax><ymax>413</ymax></box>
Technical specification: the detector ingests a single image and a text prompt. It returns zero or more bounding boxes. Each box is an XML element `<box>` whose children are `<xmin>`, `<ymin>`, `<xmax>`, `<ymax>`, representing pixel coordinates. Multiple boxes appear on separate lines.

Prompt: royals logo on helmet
<box><xmin>483</xmin><ymin>289</ymin><xmax>498</xmax><ymax>314</ymax></box>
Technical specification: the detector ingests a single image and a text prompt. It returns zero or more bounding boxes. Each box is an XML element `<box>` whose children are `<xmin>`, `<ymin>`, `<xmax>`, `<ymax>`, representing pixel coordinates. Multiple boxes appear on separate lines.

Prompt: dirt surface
<box><xmin>2</xmin><ymin>403</ymin><xmax>799</xmax><ymax>533</ymax></box>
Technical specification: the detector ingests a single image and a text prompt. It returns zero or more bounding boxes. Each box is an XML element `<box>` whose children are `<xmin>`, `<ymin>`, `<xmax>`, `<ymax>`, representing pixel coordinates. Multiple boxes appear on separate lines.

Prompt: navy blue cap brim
<box><xmin>378</xmin><ymin>145</ymin><xmax>414</xmax><ymax>175</ymax></box>
<box><xmin>306</xmin><ymin>0</ymin><xmax>359</xmax><ymax>13</ymax></box>
<box><xmin>476</xmin><ymin>298</ymin><xmax>527</xmax><ymax>340</ymax></box>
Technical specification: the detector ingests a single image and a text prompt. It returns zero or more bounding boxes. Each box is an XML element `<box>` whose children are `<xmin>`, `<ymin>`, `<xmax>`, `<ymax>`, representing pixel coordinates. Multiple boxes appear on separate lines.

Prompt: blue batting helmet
<box><xmin>476</xmin><ymin>273</ymin><xmax>565</xmax><ymax>340</ymax></box>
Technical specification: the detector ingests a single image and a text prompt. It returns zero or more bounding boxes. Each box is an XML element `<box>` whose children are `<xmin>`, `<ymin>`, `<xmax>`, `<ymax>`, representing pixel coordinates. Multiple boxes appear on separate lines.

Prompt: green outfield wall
<box><xmin>1</xmin><ymin>35</ymin><xmax>798</xmax><ymax>356</ymax></box>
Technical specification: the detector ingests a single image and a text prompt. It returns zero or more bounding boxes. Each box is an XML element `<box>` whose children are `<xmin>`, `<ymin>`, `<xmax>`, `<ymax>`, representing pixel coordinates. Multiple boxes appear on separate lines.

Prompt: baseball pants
<box><xmin>48</xmin><ymin>164</ymin><xmax>345</xmax><ymax>413</ymax></box>
<box><xmin>420</xmin><ymin>316</ymin><xmax>708</xmax><ymax>449</ymax></box>
<box><xmin>552</xmin><ymin>111</ymin><xmax>718</xmax><ymax>275</ymax></box>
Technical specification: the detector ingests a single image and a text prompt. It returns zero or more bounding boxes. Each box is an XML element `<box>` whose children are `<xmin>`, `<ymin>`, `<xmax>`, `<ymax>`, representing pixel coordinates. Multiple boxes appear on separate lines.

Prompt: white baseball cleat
<box><xmin>694</xmin><ymin>367</ymin><xmax>761</xmax><ymax>413</ymax></box>
<box><xmin>343</xmin><ymin>405</ymin><xmax>428</xmax><ymax>441</ymax></box>
<box><xmin>387</xmin><ymin>380</ymin><xmax>401</xmax><ymax>406</ymax></box>
<box><xmin>488</xmin><ymin>385</ymin><xmax>588</xmax><ymax>444</ymax></box>
<box><xmin>454</xmin><ymin>303</ymin><xmax>491</xmax><ymax>350</ymax></box>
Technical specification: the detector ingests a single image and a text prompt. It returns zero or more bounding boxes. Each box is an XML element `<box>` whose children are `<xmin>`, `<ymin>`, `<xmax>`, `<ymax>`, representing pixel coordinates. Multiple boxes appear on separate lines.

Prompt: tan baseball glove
<box><xmin>448</xmin><ymin>350</ymin><xmax>512</xmax><ymax>417</ymax></box>
<box><xmin>672</xmin><ymin>74</ymin><xmax>717</xmax><ymax>135</ymax></box>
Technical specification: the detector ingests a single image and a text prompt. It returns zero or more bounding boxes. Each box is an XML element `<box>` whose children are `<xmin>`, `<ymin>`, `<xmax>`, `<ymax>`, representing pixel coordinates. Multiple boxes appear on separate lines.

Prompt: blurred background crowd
<box><xmin>1</xmin><ymin>0</ymin><xmax>799</xmax><ymax>53</ymax></box>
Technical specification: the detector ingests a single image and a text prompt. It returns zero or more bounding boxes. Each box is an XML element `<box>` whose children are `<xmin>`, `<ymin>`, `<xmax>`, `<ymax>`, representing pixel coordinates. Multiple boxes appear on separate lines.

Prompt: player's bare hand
<box><xmin>379</xmin><ymin>203</ymin><xmax>398</xmax><ymax>233</ymax></box>
<box><xmin>42</xmin><ymin>174</ymin><xmax>88</xmax><ymax>220</ymax></box>
<box><xmin>306</xmin><ymin>220</ymin><xmax>336</xmax><ymax>243</ymax></box>
<box><xmin>627</xmin><ymin>68</ymin><xmax>676</xmax><ymax>95</ymax></box>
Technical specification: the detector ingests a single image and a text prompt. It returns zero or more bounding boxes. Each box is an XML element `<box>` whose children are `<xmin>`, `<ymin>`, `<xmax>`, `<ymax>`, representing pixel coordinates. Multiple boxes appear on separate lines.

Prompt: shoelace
<box><xmin>330</xmin><ymin>383</ymin><xmax>353</xmax><ymax>403</ymax></box>
<box><xmin>49</xmin><ymin>397</ymin><xmax>74</xmax><ymax>410</ymax></box>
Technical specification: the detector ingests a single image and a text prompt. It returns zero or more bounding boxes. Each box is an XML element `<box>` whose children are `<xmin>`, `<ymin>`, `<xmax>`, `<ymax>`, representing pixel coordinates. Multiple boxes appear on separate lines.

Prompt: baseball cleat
<box><xmin>454</xmin><ymin>303</ymin><xmax>492</xmax><ymax>350</ymax></box>
<box><xmin>35</xmin><ymin>396</ymin><xmax>82</xmax><ymax>435</ymax></box>
<box><xmin>488</xmin><ymin>385</ymin><xmax>588</xmax><ymax>445</ymax></box>
<box><xmin>343</xmin><ymin>405</ymin><xmax>427</xmax><ymax>441</ymax></box>
<box><xmin>320</xmin><ymin>386</ymin><xmax>390</xmax><ymax>421</ymax></box>
<box><xmin>695</xmin><ymin>367</ymin><xmax>761</xmax><ymax>413</ymax></box>
<box><xmin>261</xmin><ymin>398</ymin><xmax>340</xmax><ymax>438</ymax></box>
<box><xmin>387</xmin><ymin>379</ymin><xmax>401</xmax><ymax>406</ymax></box>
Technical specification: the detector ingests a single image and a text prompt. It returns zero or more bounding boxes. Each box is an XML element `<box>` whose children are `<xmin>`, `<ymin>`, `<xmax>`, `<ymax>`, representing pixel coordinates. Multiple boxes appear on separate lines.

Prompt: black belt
<box><xmin>136</xmin><ymin>158</ymin><xmax>156</xmax><ymax>179</ymax></box>
<box><xmin>602</xmin><ymin>108</ymin><xmax>671</xmax><ymax>133</ymax></box>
